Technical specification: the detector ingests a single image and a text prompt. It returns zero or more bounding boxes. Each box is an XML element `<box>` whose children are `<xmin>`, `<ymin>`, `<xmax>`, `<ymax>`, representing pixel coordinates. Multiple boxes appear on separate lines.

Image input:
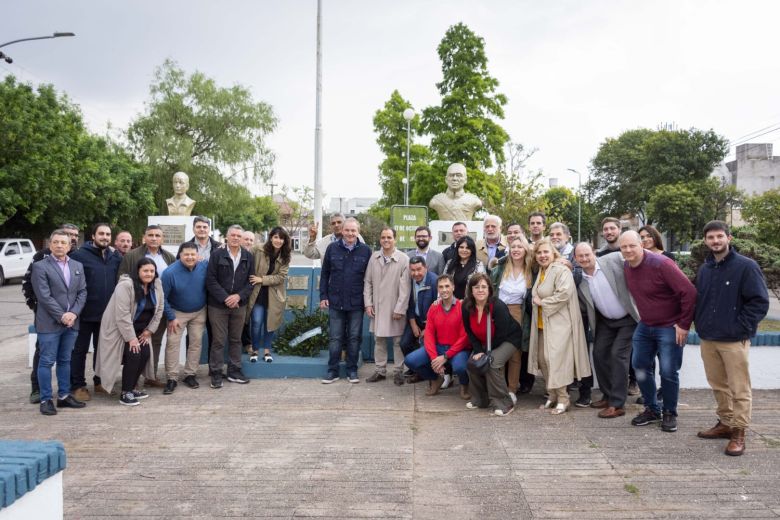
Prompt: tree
<box><xmin>589</xmin><ymin>128</ymin><xmax>729</xmax><ymax>222</ymax></box>
<box><xmin>372</xmin><ymin>90</ymin><xmax>432</xmax><ymax>208</ymax></box>
<box><xmin>126</xmin><ymin>59</ymin><xmax>277</xmax><ymax>219</ymax></box>
<box><xmin>421</xmin><ymin>23</ymin><xmax>509</xmax><ymax>210</ymax></box>
<box><xmin>742</xmin><ymin>188</ymin><xmax>780</xmax><ymax>249</ymax></box>
<box><xmin>278</xmin><ymin>186</ymin><xmax>313</xmax><ymax>241</ymax></box>
<box><xmin>423</xmin><ymin>23</ymin><xmax>509</xmax><ymax>171</ymax></box>
<box><xmin>0</xmin><ymin>76</ymin><xmax>155</xmax><ymax>237</ymax></box>
<box><xmin>215</xmin><ymin>190</ymin><xmax>278</xmax><ymax>234</ymax></box>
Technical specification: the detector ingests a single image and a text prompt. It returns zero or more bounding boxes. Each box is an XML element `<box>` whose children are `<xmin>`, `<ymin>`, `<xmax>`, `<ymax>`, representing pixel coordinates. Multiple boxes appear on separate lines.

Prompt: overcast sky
<box><xmin>4</xmin><ymin>1</ymin><xmax>780</xmax><ymax>205</ymax></box>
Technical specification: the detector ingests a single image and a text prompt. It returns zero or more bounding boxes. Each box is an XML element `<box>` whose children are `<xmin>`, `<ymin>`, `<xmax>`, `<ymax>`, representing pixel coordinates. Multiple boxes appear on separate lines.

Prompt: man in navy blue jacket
<box><xmin>694</xmin><ymin>220</ymin><xmax>769</xmax><ymax>457</ymax></box>
<box><xmin>399</xmin><ymin>257</ymin><xmax>438</xmax><ymax>363</ymax></box>
<box><xmin>69</xmin><ymin>223</ymin><xmax>123</xmax><ymax>401</ymax></box>
<box><xmin>319</xmin><ymin>218</ymin><xmax>372</xmax><ymax>384</ymax></box>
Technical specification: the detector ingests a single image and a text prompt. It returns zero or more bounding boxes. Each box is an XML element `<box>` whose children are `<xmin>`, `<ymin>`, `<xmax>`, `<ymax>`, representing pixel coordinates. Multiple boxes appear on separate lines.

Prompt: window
<box><xmin>21</xmin><ymin>241</ymin><xmax>33</xmax><ymax>253</ymax></box>
<box><xmin>5</xmin><ymin>242</ymin><xmax>19</xmax><ymax>256</ymax></box>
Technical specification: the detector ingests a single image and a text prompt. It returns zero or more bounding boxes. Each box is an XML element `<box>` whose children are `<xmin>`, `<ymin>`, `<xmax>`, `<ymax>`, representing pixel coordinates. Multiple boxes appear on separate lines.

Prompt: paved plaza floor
<box><xmin>1</xmin><ymin>283</ymin><xmax>779</xmax><ymax>519</ymax></box>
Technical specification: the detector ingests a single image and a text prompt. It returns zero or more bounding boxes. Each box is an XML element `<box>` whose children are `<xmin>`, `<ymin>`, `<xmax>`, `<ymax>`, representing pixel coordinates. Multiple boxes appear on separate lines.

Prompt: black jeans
<box><xmin>122</xmin><ymin>343</ymin><xmax>151</xmax><ymax>393</ymax></box>
<box><xmin>71</xmin><ymin>321</ymin><xmax>101</xmax><ymax>389</ymax></box>
<box><xmin>30</xmin><ymin>340</ymin><xmax>41</xmax><ymax>392</ymax></box>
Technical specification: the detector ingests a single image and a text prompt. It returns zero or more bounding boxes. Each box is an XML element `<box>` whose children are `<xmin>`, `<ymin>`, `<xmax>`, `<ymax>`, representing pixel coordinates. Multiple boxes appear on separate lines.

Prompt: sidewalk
<box><xmin>2</xmin><ymin>330</ymin><xmax>780</xmax><ymax>519</ymax></box>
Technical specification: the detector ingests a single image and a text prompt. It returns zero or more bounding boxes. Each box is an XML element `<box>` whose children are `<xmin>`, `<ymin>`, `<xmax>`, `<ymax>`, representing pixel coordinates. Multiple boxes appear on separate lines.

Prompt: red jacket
<box><xmin>424</xmin><ymin>299</ymin><xmax>470</xmax><ymax>360</ymax></box>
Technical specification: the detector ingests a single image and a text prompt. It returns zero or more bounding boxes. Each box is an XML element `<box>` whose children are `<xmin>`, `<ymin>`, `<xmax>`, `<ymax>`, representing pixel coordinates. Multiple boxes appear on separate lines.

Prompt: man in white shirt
<box><xmin>574</xmin><ymin>243</ymin><xmax>640</xmax><ymax>418</ymax></box>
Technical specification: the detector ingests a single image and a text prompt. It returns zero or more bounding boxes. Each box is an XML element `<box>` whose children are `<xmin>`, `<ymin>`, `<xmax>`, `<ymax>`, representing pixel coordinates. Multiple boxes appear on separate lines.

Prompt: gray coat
<box><xmin>31</xmin><ymin>255</ymin><xmax>87</xmax><ymax>333</ymax></box>
<box><xmin>95</xmin><ymin>276</ymin><xmax>164</xmax><ymax>393</ymax></box>
<box><xmin>406</xmin><ymin>248</ymin><xmax>445</xmax><ymax>275</ymax></box>
<box><xmin>577</xmin><ymin>251</ymin><xmax>640</xmax><ymax>337</ymax></box>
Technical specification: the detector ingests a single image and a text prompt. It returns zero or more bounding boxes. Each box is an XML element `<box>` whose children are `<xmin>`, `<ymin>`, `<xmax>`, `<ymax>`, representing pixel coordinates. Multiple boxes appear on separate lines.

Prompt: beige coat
<box><xmin>245</xmin><ymin>248</ymin><xmax>289</xmax><ymax>332</ymax></box>
<box><xmin>363</xmin><ymin>249</ymin><xmax>411</xmax><ymax>337</ymax></box>
<box><xmin>529</xmin><ymin>263</ymin><xmax>591</xmax><ymax>389</ymax></box>
<box><xmin>95</xmin><ymin>276</ymin><xmax>164</xmax><ymax>393</ymax></box>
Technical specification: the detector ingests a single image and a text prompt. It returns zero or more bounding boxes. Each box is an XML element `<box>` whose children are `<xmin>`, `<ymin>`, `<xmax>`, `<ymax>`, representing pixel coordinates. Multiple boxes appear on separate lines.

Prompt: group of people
<box><xmin>26</xmin><ymin>210</ymin><xmax>770</xmax><ymax>457</ymax></box>
<box><xmin>314</xmin><ymin>212</ymin><xmax>769</xmax><ymax>457</ymax></box>
<box><xmin>24</xmin><ymin>217</ymin><xmax>292</xmax><ymax>411</ymax></box>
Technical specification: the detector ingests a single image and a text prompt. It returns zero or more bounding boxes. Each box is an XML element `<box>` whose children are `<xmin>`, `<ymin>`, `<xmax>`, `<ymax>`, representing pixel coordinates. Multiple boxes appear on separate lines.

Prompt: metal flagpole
<box><xmin>313</xmin><ymin>0</ymin><xmax>324</xmax><ymax>241</ymax></box>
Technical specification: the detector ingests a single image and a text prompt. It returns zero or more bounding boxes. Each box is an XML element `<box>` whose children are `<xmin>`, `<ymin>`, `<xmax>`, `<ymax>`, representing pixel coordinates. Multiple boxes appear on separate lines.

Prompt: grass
<box><xmin>624</xmin><ymin>483</ymin><xmax>639</xmax><ymax>495</ymax></box>
<box><xmin>758</xmin><ymin>319</ymin><xmax>780</xmax><ymax>332</ymax></box>
<box><xmin>588</xmin><ymin>441</ymin><xmax>599</xmax><ymax>449</ymax></box>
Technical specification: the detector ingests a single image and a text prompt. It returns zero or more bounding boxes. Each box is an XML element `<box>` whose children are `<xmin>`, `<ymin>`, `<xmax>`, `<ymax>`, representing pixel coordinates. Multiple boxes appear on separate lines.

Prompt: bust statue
<box><xmin>166</xmin><ymin>171</ymin><xmax>197</xmax><ymax>216</ymax></box>
<box><xmin>428</xmin><ymin>163</ymin><xmax>483</xmax><ymax>221</ymax></box>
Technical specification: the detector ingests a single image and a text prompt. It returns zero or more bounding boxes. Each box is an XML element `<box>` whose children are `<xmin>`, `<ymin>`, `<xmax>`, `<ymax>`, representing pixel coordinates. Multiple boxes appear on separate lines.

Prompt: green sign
<box><xmin>391</xmin><ymin>205</ymin><xmax>428</xmax><ymax>250</ymax></box>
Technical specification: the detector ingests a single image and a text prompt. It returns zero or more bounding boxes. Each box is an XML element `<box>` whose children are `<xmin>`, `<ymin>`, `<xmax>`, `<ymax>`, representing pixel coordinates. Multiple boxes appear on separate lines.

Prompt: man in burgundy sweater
<box><xmin>620</xmin><ymin>231</ymin><xmax>696</xmax><ymax>433</ymax></box>
<box><xmin>403</xmin><ymin>274</ymin><xmax>471</xmax><ymax>399</ymax></box>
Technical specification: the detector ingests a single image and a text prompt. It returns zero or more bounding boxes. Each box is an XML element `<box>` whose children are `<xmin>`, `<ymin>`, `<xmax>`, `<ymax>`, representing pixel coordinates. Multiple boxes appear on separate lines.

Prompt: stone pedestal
<box><xmin>147</xmin><ymin>215</ymin><xmax>196</xmax><ymax>255</ymax></box>
<box><xmin>428</xmin><ymin>220</ymin><xmax>484</xmax><ymax>253</ymax></box>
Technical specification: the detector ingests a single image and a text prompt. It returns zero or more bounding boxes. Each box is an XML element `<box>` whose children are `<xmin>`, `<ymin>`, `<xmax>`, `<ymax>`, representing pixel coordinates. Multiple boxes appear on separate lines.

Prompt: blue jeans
<box><xmin>404</xmin><ymin>345</ymin><xmax>470</xmax><ymax>386</ymax></box>
<box><xmin>327</xmin><ymin>309</ymin><xmax>363</xmax><ymax>376</ymax></box>
<box><xmin>632</xmin><ymin>322</ymin><xmax>684</xmax><ymax>415</ymax></box>
<box><xmin>37</xmin><ymin>328</ymin><xmax>78</xmax><ymax>402</ymax></box>
<box><xmin>251</xmin><ymin>304</ymin><xmax>275</xmax><ymax>351</ymax></box>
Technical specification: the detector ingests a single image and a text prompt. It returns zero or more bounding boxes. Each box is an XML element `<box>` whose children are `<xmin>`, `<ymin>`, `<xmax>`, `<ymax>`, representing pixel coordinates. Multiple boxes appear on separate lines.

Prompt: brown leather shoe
<box><xmin>590</xmin><ymin>399</ymin><xmax>609</xmax><ymax>409</ymax></box>
<box><xmin>725</xmin><ymin>428</ymin><xmax>745</xmax><ymax>456</ymax></box>
<box><xmin>426</xmin><ymin>376</ymin><xmax>444</xmax><ymax>396</ymax></box>
<box><xmin>460</xmin><ymin>385</ymin><xmax>471</xmax><ymax>400</ymax></box>
<box><xmin>93</xmin><ymin>384</ymin><xmax>116</xmax><ymax>397</ymax></box>
<box><xmin>598</xmin><ymin>406</ymin><xmax>626</xmax><ymax>419</ymax></box>
<box><xmin>73</xmin><ymin>387</ymin><xmax>91</xmax><ymax>402</ymax></box>
<box><xmin>145</xmin><ymin>379</ymin><xmax>166</xmax><ymax>388</ymax></box>
<box><xmin>697</xmin><ymin>420</ymin><xmax>733</xmax><ymax>439</ymax></box>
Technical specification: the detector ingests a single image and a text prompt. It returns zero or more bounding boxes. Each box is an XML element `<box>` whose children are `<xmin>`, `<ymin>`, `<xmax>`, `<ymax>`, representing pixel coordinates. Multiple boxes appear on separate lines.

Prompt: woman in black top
<box><xmin>639</xmin><ymin>225</ymin><xmax>675</xmax><ymax>260</ymax></box>
<box><xmin>443</xmin><ymin>236</ymin><xmax>486</xmax><ymax>300</ymax></box>
<box><xmin>462</xmin><ymin>273</ymin><xmax>523</xmax><ymax>417</ymax></box>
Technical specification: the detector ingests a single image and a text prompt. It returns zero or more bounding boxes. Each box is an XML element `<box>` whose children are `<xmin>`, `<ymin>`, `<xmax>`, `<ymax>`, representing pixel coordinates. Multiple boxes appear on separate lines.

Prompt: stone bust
<box><xmin>166</xmin><ymin>171</ymin><xmax>197</xmax><ymax>216</ymax></box>
<box><xmin>428</xmin><ymin>163</ymin><xmax>483</xmax><ymax>221</ymax></box>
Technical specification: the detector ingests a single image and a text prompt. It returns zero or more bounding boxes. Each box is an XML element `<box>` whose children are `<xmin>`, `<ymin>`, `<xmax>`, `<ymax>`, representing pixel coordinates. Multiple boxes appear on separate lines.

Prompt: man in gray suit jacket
<box><xmin>31</xmin><ymin>229</ymin><xmax>88</xmax><ymax>416</ymax></box>
<box><xmin>406</xmin><ymin>226</ymin><xmax>445</xmax><ymax>275</ymax></box>
<box><xmin>574</xmin><ymin>243</ymin><xmax>640</xmax><ymax>419</ymax></box>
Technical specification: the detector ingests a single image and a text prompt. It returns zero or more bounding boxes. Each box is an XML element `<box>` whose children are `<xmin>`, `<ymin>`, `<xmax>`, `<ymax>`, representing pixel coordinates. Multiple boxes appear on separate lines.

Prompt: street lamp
<box><xmin>0</xmin><ymin>32</ymin><xmax>75</xmax><ymax>63</ymax></box>
<box><xmin>402</xmin><ymin>107</ymin><xmax>415</xmax><ymax>206</ymax></box>
<box><xmin>567</xmin><ymin>168</ymin><xmax>582</xmax><ymax>242</ymax></box>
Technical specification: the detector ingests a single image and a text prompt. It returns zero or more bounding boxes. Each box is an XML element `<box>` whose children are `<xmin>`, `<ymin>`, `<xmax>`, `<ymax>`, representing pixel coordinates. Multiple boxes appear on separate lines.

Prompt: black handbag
<box><xmin>467</xmin><ymin>308</ymin><xmax>492</xmax><ymax>375</ymax></box>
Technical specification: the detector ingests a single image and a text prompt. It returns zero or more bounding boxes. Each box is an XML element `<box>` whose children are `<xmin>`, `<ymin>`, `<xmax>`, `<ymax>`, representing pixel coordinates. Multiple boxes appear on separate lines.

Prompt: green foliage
<box><xmin>676</xmin><ymin>227</ymin><xmax>780</xmax><ymax>299</ymax></box>
<box><xmin>589</xmin><ymin>128</ymin><xmax>729</xmax><ymax>221</ymax></box>
<box><xmin>485</xmin><ymin>168</ymin><xmax>544</xmax><ymax>230</ymax></box>
<box><xmin>357</xmin><ymin>207</ymin><xmax>388</xmax><ymax>249</ymax></box>
<box><xmin>648</xmin><ymin>178</ymin><xmax>743</xmax><ymax>248</ymax></box>
<box><xmin>215</xmin><ymin>190</ymin><xmax>278</xmax><ymax>233</ymax></box>
<box><xmin>423</xmin><ymin>23</ymin><xmax>509</xmax><ymax>171</ymax></box>
<box><xmin>742</xmin><ymin>188</ymin><xmax>780</xmax><ymax>248</ymax></box>
<box><xmin>127</xmin><ymin>59</ymin><xmax>277</xmax><ymax>221</ymax></box>
<box><xmin>371</xmin><ymin>24</ymin><xmax>510</xmax><ymax>219</ymax></box>
<box><xmin>273</xmin><ymin>307</ymin><xmax>329</xmax><ymax>357</ymax></box>
<box><xmin>372</xmin><ymin>90</ymin><xmax>432</xmax><ymax>207</ymax></box>
<box><xmin>0</xmin><ymin>76</ymin><xmax>155</xmax><ymax>236</ymax></box>
<box><xmin>540</xmin><ymin>186</ymin><xmax>598</xmax><ymax>242</ymax></box>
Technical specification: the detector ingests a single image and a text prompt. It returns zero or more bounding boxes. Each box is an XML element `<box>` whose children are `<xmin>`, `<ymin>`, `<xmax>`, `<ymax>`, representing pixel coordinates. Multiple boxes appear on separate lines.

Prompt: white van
<box><xmin>0</xmin><ymin>239</ymin><xmax>37</xmax><ymax>285</ymax></box>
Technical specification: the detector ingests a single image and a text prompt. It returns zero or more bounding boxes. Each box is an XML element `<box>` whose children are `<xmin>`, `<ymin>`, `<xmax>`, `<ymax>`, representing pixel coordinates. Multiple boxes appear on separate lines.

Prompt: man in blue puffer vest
<box><xmin>319</xmin><ymin>217</ymin><xmax>372</xmax><ymax>384</ymax></box>
<box><xmin>694</xmin><ymin>220</ymin><xmax>769</xmax><ymax>457</ymax></box>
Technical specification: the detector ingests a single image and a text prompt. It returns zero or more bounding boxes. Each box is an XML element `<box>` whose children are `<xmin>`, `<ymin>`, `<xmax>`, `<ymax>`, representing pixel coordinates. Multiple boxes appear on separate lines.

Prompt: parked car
<box><xmin>0</xmin><ymin>239</ymin><xmax>37</xmax><ymax>285</ymax></box>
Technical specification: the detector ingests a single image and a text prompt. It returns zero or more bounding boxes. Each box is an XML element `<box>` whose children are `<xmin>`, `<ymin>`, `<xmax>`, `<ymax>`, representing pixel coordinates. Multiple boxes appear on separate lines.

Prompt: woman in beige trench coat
<box><xmin>246</xmin><ymin>227</ymin><xmax>291</xmax><ymax>362</ymax></box>
<box><xmin>95</xmin><ymin>258</ymin><xmax>164</xmax><ymax>405</ymax></box>
<box><xmin>529</xmin><ymin>238</ymin><xmax>591</xmax><ymax>415</ymax></box>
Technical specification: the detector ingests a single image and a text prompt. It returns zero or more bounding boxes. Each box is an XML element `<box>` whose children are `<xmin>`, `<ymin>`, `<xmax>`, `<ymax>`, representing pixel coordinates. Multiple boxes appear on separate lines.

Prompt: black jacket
<box><xmin>462</xmin><ymin>298</ymin><xmax>523</xmax><ymax>354</ymax></box>
<box><xmin>206</xmin><ymin>247</ymin><xmax>254</xmax><ymax>308</ymax></box>
<box><xmin>694</xmin><ymin>247</ymin><xmax>769</xmax><ymax>341</ymax></box>
<box><xmin>22</xmin><ymin>248</ymin><xmax>51</xmax><ymax>311</ymax></box>
<box><xmin>69</xmin><ymin>242</ymin><xmax>123</xmax><ymax>322</ymax></box>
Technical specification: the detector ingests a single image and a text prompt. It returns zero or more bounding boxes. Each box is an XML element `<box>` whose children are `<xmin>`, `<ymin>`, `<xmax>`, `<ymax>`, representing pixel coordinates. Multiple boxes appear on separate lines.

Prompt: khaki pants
<box><xmin>374</xmin><ymin>336</ymin><xmax>402</xmax><ymax>375</ymax></box>
<box><xmin>165</xmin><ymin>308</ymin><xmax>207</xmax><ymax>380</ymax></box>
<box><xmin>537</xmin><ymin>329</ymin><xmax>569</xmax><ymax>407</ymax></box>
<box><xmin>505</xmin><ymin>304</ymin><xmax>524</xmax><ymax>393</ymax></box>
<box><xmin>700</xmin><ymin>339</ymin><xmax>752</xmax><ymax>428</ymax></box>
